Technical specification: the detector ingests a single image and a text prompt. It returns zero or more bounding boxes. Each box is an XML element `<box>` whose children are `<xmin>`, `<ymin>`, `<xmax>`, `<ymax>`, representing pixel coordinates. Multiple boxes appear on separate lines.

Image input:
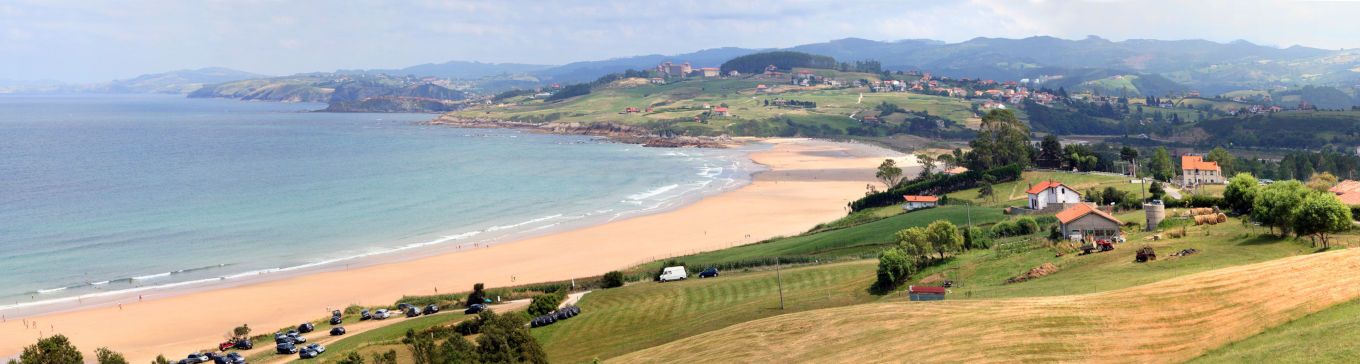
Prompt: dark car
<box><xmin>222</xmin><ymin>353</ymin><xmax>246</xmax><ymax>364</ymax></box>
<box><xmin>329</xmin><ymin>315</ymin><xmax>342</xmax><ymax>325</ymax></box>
<box><xmin>273</xmin><ymin>333</ymin><xmax>291</xmax><ymax>344</ymax></box>
<box><xmin>275</xmin><ymin>342</ymin><xmax>299</xmax><ymax>354</ymax></box>
<box><xmin>297</xmin><ymin>322</ymin><xmax>314</xmax><ymax>333</ymax></box>
<box><xmin>288</xmin><ymin>331</ymin><xmax>307</xmax><ymax>343</ymax></box>
<box><xmin>329</xmin><ymin>326</ymin><xmax>346</xmax><ymax>336</ymax></box>
<box><xmin>396</xmin><ymin>303</ymin><xmax>413</xmax><ymax>311</ymax></box>
<box><xmin>423</xmin><ymin>304</ymin><xmax>440</xmax><ymax>315</ymax></box>
<box><xmin>405</xmin><ymin>307</ymin><xmax>421</xmax><ymax>318</ymax></box>
<box><xmin>359</xmin><ymin>309</ymin><xmax>372</xmax><ymax>320</ymax></box>
<box><xmin>698</xmin><ymin>267</ymin><xmax>719</xmax><ymax>278</ymax></box>
<box><xmin>464</xmin><ymin>303</ymin><xmax>487</xmax><ymax>315</ymax></box>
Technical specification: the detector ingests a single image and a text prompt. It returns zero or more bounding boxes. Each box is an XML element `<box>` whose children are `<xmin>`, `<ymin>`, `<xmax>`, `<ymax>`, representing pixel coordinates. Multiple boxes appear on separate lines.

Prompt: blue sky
<box><xmin>3</xmin><ymin>0</ymin><xmax>1359</xmax><ymax>83</ymax></box>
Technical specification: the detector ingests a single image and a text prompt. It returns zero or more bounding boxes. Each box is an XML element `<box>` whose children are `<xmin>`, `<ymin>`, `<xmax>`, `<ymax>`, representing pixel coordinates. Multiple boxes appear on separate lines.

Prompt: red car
<box><xmin>218</xmin><ymin>338</ymin><xmax>253</xmax><ymax>351</ymax></box>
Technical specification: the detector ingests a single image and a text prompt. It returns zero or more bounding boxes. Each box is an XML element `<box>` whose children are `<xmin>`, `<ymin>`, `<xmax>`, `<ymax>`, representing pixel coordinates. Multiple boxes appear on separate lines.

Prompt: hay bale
<box><xmin>1191</xmin><ymin>207</ymin><xmax>1215</xmax><ymax>215</ymax></box>
<box><xmin>1216</xmin><ymin>213</ymin><xmax>1227</xmax><ymax>223</ymax></box>
<box><xmin>1006</xmin><ymin>263</ymin><xmax>1059</xmax><ymax>284</ymax></box>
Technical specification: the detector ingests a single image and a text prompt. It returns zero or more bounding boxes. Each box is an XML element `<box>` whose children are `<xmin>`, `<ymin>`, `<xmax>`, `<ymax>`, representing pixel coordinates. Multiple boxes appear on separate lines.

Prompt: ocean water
<box><xmin>0</xmin><ymin>94</ymin><xmax>758</xmax><ymax>309</ymax></box>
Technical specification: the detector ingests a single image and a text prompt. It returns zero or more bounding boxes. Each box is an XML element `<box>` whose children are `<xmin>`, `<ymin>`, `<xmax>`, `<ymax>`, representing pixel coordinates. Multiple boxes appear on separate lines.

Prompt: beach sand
<box><xmin>0</xmin><ymin>138</ymin><xmax>907</xmax><ymax>360</ymax></box>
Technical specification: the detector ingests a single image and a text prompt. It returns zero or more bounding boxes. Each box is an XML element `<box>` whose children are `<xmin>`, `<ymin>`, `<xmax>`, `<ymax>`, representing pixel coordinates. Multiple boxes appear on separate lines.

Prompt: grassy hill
<box><xmin>945</xmin><ymin>170</ymin><xmax>1147</xmax><ymax>208</ymax></box>
<box><xmin>611</xmin><ymin>239</ymin><xmax>1360</xmax><ymax>363</ymax></box>
<box><xmin>1190</xmin><ymin>297</ymin><xmax>1360</xmax><ymax>363</ymax></box>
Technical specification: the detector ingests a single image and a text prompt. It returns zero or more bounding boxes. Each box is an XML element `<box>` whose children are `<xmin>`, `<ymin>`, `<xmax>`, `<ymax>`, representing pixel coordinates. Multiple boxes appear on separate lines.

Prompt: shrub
<box><xmin>873</xmin><ymin>248</ymin><xmax>913</xmax><ymax>293</ymax></box>
<box><xmin>990</xmin><ymin>221</ymin><xmax>1018</xmax><ymax>237</ymax></box>
<box><xmin>601</xmin><ymin>271</ymin><xmax>625</xmax><ymax>288</ymax></box>
<box><xmin>1015</xmin><ymin>216</ymin><xmax>1040</xmax><ymax>235</ymax></box>
<box><xmin>963</xmin><ymin>226</ymin><xmax>992</xmax><ymax>249</ymax></box>
<box><xmin>527</xmin><ymin>291</ymin><xmax>565</xmax><ymax>316</ymax></box>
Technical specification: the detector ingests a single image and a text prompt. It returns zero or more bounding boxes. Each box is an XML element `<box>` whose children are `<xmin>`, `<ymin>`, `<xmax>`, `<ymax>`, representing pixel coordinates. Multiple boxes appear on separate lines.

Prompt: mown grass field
<box><xmin>634</xmin><ymin>205</ymin><xmax>1005</xmax><ymax>273</ymax></box>
<box><xmin>945</xmin><ymin>170</ymin><xmax>1147</xmax><ymax>208</ymax></box>
<box><xmin>534</xmin><ymin>260</ymin><xmax>878</xmax><ymax>363</ymax></box>
<box><xmin>1190</xmin><ymin>297</ymin><xmax>1360</xmax><ymax>363</ymax></box>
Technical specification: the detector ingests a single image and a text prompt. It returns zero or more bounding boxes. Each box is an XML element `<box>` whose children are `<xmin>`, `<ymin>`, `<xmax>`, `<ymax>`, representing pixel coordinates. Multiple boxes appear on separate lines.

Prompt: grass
<box><xmin>1190</xmin><ymin>297</ymin><xmax>1360</xmax><ymax>363</ymax></box>
<box><xmin>946</xmin><ymin>170</ymin><xmax>1146</xmax><ymax>208</ymax></box>
<box><xmin>534</xmin><ymin>260</ymin><xmax>878</xmax><ymax>363</ymax></box>
<box><xmin>635</xmin><ymin>205</ymin><xmax>1005</xmax><ymax>273</ymax></box>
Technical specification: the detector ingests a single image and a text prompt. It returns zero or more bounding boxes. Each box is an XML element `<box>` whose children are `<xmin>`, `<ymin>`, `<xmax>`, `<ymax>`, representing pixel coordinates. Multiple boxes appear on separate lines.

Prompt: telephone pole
<box><xmin>776</xmin><ymin>259</ymin><xmax>785</xmax><ymax>310</ymax></box>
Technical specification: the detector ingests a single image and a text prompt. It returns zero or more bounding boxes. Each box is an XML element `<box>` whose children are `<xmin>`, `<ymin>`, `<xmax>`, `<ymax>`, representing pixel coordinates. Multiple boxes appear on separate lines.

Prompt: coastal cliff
<box><xmin>428</xmin><ymin>115</ymin><xmax>730</xmax><ymax>148</ymax></box>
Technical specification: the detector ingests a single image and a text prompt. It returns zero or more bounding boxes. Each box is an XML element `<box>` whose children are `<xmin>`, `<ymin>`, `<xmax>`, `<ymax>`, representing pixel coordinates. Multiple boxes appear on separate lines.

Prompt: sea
<box><xmin>0</xmin><ymin>94</ymin><xmax>761</xmax><ymax>312</ymax></box>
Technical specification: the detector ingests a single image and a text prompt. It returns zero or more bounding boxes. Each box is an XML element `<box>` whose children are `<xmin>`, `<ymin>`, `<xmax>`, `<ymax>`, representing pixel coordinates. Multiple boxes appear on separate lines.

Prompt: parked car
<box><xmin>698</xmin><ymin>267</ymin><xmax>720</xmax><ymax>278</ymax></box>
<box><xmin>405</xmin><ymin>307</ymin><xmax>421</xmax><ymax>318</ymax></box>
<box><xmin>359</xmin><ymin>309</ymin><xmax>372</xmax><ymax>320</ymax></box>
<box><xmin>299</xmin><ymin>344</ymin><xmax>326</xmax><ymax>359</ymax></box>
<box><xmin>658</xmin><ymin>266</ymin><xmax>688</xmax><ymax>282</ymax></box>
<box><xmin>373</xmin><ymin>309</ymin><xmax>390</xmax><ymax>319</ymax></box>
<box><xmin>464</xmin><ymin>303</ymin><xmax>487</xmax><ymax>315</ymax></box>
<box><xmin>396</xmin><ymin>303</ymin><xmax>413</xmax><ymax>311</ymax></box>
<box><xmin>329</xmin><ymin>326</ymin><xmax>346</xmax><ymax>336</ymax></box>
<box><xmin>287</xmin><ymin>331</ymin><xmax>306</xmax><ymax>343</ymax></box>
<box><xmin>297</xmin><ymin>322</ymin><xmax>314</xmax><ymax>333</ymax></box>
<box><xmin>220</xmin><ymin>353</ymin><xmax>246</xmax><ymax>364</ymax></box>
<box><xmin>273</xmin><ymin>333</ymin><xmax>291</xmax><ymax>344</ymax></box>
<box><xmin>183</xmin><ymin>353</ymin><xmax>210</xmax><ymax>363</ymax></box>
<box><xmin>275</xmin><ymin>342</ymin><xmax>299</xmax><ymax>354</ymax></box>
<box><xmin>329</xmin><ymin>315</ymin><xmax>342</xmax><ymax>325</ymax></box>
<box><xmin>218</xmin><ymin>338</ymin><xmax>251</xmax><ymax>351</ymax></box>
<box><xmin>423</xmin><ymin>304</ymin><xmax>440</xmax><ymax>315</ymax></box>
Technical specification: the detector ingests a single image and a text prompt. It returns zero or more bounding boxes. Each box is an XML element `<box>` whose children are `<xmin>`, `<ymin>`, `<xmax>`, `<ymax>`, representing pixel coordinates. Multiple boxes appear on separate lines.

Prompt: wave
<box><xmin>131</xmin><ymin>272</ymin><xmax>171</xmax><ymax>281</ymax></box>
<box><xmin>36</xmin><ymin>287</ymin><xmax>67</xmax><ymax>294</ymax></box>
<box><xmin>627</xmin><ymin>184</ymin><xmax>679</xmax><ymax>201</ymax></box>
<box><xmin>487</xmin><ymin>214</ymin><xmax>563</xmax><ymax>232</ymax></box>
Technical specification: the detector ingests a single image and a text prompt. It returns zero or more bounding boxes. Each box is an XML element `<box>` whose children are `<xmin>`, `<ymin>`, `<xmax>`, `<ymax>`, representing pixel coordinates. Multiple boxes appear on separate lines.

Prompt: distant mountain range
<box><xmin>9</xmin><ymin>36</ymin><xmax>1359</xmax><ymax>102</ymax></box>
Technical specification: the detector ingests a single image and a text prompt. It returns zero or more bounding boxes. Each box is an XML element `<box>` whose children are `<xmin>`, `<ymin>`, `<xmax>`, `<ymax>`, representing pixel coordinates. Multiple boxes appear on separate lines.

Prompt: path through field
<box><xmin>613</xmin><ymin>248</ymin><xmax>1360</xmax><ymax>363</ymax></box>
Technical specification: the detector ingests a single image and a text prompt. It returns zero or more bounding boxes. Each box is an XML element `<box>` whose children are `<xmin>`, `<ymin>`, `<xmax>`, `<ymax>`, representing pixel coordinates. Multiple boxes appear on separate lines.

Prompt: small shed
<box><xmin>908</xmin><ymin>285</ymin><xmax>947</xmax><ymax>301</ymax></box>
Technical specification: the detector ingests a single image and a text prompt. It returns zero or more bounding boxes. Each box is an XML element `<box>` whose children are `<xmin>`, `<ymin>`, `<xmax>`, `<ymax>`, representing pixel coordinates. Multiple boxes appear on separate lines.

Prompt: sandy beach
<box><xmin>0</xmin><ymin>138</ymin><xmax>906</xmax><ymax>360</ymax></box>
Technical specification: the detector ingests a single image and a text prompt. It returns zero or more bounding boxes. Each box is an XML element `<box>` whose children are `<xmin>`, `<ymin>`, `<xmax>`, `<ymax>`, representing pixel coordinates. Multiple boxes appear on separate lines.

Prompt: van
<box><xmin>658</xmin><ymin>266</ymin><xmax>688</xmax><ymax>282</ymax></box>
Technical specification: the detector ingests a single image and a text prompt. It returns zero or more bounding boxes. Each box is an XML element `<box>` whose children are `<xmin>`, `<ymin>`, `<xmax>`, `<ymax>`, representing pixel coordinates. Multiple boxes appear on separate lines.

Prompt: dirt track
<box><xmin>612</xmin><ymin>248</ymin><xmax>1360</xmax><ymax>363</ymax></box>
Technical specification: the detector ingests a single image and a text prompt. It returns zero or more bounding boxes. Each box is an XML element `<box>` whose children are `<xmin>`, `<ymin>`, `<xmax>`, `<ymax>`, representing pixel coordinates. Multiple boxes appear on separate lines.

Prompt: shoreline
<box><xmin>0</xmin><ymin>138</ymin><xmax>905</xmax><ymax>361</ymax></box>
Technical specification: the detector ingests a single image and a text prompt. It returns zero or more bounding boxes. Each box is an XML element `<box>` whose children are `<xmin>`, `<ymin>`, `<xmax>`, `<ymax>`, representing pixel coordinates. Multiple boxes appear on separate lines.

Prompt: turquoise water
<box><xmin>0</xmin><ymin>94</ymin><xmax>757</xmax><ymax>309</ymax></box>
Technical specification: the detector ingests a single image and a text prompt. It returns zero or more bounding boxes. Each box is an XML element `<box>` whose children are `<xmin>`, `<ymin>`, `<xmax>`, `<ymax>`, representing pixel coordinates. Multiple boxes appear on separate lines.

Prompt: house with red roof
<box><xmin>1027</xmin><ymin>180</ymin><xmax>1081</xmax><ymax>210</ymax></box>
<box><xmin>1180</xmin><ymin>155</ymin><xmax>1224</xmax><ymax>186</ymax></box>
<box><xmin>711</xmin><ymin>107</ymin><xmax>729</xmax><ymax>117</ymax></box>
<box><xmin>1330</xmin><ymin>180</ymin><xmax>1360</xmax><ymax>206</ymax></box>
<box><xmin>1056</xmin><ymin>203</ymin><xmax>1122</xmax><ymax>241</ymax></box>
<box><xmin>902</xmin><ymin>195</ymin><xmax>939</xmax><ymax>210</ymax></box>
<box><xmin>907</xmin><ymin>285</ymin><xmax>947</xmax><ymax>301</ymax></box>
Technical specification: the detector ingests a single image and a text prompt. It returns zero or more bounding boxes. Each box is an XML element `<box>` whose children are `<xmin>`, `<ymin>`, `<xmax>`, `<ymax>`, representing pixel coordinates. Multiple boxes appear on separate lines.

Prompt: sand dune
<box><xmin>0</xmin><ymin>138</ymin><xmax>905</xmax><ymax>361</ymax></box>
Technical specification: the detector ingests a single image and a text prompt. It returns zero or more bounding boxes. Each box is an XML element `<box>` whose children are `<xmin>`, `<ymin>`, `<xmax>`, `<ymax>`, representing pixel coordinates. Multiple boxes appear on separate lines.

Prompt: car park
<box><xmin>405</xmin><ymin>307</ymin><xmax>421</xmax><ymax>318</ymax></box>
<box><xmin>698</xmin><ymin>267</ymin><xmax>720</xmax><ymax>278</ymax></box>
<box><xmin>275</xmin><ymin>342</ymin><xmax>299</xmax><ymax>354</ymax></box>
<box><xmin>183</xmin><ymin>353</ymin><xmax>209</xmax><ymax>363</ymax></box>
<box><xmin>299</xmin><ymin>344</ymin><xmax>326</xmax><ymax>359</ymax></box>
<box><xmin>329</xmin><ymin>326</ymin><xmax>346</xmax><ymax>336</ymax></box>
<box><xmin>464</xmin><ymin>303</ymin><xmax>487</xmax><ymax>315</ymax></box>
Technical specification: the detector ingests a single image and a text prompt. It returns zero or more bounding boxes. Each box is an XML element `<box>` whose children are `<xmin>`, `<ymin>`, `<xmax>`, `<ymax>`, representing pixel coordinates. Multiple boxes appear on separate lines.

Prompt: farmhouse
<box><xmin>711</xmin><ymin>106</ymin><xmax>729</xmax><ymax>117</ymax></box>
<box><xmin>907</xmin><ymin>285</ymin><xmax>946</xmax><ymax>301</ymax></box>
<box><xmin>1056</xmin><ymin>203</ymin><xmax>1123</xmax><ymax>242</ymax></box>
<box><xmin>1026</xmin><ymin>180</ymin><xmax>1081</xmax><ymax>211</ymax></box>
<box><xmin>700</xmin><ymin>67</ymin><xmax>720</xmax><ymax>77</ymax></box>
<box><xmin>1330</xmin><ymin>180</ymin><xmax>1360</xmax><ymax>205</ymax></box>
<box><xmin>941</xmin><ymin>166</ymin><xmax>970</xmax><ymax>175</ymax></box>
<box><xmin>902</xmin><ymin>195</ymin><xmax>939</xmax><ymax>211</ymax></box>
<box><xmin>1180</xmin><ymin>155</ymin><xmax>1224</xmax><ymax>186</ymax></box>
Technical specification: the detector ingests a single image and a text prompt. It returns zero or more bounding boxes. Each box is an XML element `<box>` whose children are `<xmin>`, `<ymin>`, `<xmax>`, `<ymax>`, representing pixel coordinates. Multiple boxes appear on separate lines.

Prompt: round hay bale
<box><xmin>1216</xmin><ymin>213</ymin><xmax>1227</xmax><ymax>223</ymax></box>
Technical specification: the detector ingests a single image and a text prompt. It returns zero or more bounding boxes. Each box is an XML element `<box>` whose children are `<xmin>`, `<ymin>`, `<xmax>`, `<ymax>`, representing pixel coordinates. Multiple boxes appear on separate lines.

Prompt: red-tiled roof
<box><xmin>909</xmin><ymin>286</ymin><xmax>947</xmax><ymax>294</ymax></box>
<box><xmin>1334</xmin><ymin>180</ymin><xmax>1360</xmax><ymax>205</ymax></box>
<box><xmin>943</xmin><ymin>166</ymin><xmax>969</xmax><ymax>175</ymax></box>
<box><xmin>713</xmin><ymin>107</ymin><xmax>728</xmax><ymax>112</ymax></box>
<box><xmin>1026</xmin><ymin>180</ymin><xmax>1068</xmax><ymax>195</ymax></box>
<box><xmin>1055</xmin><ymin>203</ymin><xmax>1121</xmax><ymax>224</ymax></box>
<box><xmin>903</xmin><ymin>195</ymin><xmax>938</xmax><ymax>203</ymax></box>
<box><xmin>1181</xmin><ymin>155</ymin><xmax>1221</xmax><ymax>172</ymax></box>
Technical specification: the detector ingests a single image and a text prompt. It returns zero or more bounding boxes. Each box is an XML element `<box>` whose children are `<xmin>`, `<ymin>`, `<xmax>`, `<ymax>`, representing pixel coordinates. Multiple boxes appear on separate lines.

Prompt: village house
<box><xmin>902</xmin><ymin>195</ymin><xmax>939</xmax><ymax>210</ymax></box>
<box><xmin>711</xmin><ymin>106</ymin><xmax>729</xmax><ymax>117</ymax></box>
<box><xmin>1056</xmin><ymin>203</ymin><xmax>1123</xmax><ymax>242</ymax></box>
<box><xmin>755</xmin><ymin>84</ymin><xmax>769</xmax><ymax>93</ymax></box>
<box><xmin>700</xmin><ymin>67</ymin><xmax>720</xmax><ymax>77</ymax></box>
<box><xmin>1180</xmin><ymin>155</ymin><xmax>1225</xmax><ymax>185</ymax></box>
<box><xmin>1026</xmin><ymin>180</ymin><xmax>1082</xmax><ymax>211</ymax></box>
<box><xmin>1330</xmin><ymin>180</ymin><xmax>1360</xmax><ymax>206</ymax></box>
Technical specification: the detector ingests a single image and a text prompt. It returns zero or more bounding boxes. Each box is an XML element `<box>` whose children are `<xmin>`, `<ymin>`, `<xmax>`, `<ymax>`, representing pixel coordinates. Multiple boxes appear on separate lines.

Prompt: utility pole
<box><xmin>776</xmin><ymin>259</ymin><xmax>785</xmax><ymax>310</ymax></box>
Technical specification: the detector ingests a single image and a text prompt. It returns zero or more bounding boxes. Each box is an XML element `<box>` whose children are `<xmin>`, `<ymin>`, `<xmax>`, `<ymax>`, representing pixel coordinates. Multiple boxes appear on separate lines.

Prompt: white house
<box><xmin>902</xmin><ymin>195</ymin><xmax>939</xmax><ymax>210</ymax></box>
<box><xmin>1027</xmin><ymin>180</ymin><xmax>1082</xmax><ymax>210</ymax></box>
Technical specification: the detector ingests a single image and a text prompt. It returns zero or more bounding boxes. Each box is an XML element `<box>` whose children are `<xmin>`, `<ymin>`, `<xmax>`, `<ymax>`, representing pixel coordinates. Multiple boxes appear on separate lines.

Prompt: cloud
<box><xmin>2</xmin><ymin>0</ymin><xmax>1359</xmax><ymax>82</ymax></box>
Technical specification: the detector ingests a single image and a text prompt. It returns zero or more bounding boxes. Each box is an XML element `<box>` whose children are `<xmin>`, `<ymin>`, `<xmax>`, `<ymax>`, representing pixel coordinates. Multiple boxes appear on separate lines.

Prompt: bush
<box><xmin>873</xmin><ymin>248</ymin><xmax>913</xmax><ymax>293</ymax></box>
<box><xmin>527</xmin><ymin>291</ymin><xmax>565</xmax><ymax>317</ymax></box>
<box><xmin>963</xmin><ymin>226</ymin><xmax>992</xmax><ymax>250</ymax></box>
<box><xmin>1015</xmin><ymin>217</ymin><xmax>1040</xmax><ymax>235</ymax></box>
<box><xmin>601</xmin><ymin>271</ymin><xmax>625</xmax><ymax>288</ymax></box>
<box><xmin>990</xmin><ymin>221</ymin><xmax>1018</xmax><ymax>237</ymax></box>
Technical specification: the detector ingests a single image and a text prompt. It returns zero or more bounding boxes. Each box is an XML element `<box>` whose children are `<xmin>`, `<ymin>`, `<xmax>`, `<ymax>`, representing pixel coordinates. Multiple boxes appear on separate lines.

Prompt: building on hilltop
<box><xmin>902</xmin><ymin>195</ymin><xmax>939</xmax><ymax>210</ymax></box>
<box><xmin>1179</xmin><ymin>155</ymin><xmax>1224</xmax><ymax>186</ymax></box>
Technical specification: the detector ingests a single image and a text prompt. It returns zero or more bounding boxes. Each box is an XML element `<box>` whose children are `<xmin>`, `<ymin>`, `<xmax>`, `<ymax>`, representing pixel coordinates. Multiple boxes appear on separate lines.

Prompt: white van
<box><xmin>658</xmin><ymin>266</ymin><xmax>688</xmax><ymax>282</ymax></box>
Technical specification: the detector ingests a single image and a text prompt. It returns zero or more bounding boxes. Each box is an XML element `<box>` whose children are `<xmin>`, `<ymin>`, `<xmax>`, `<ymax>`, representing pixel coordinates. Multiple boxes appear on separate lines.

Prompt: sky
<box><xmin>4</xmin><ymin>0</ymin><xmax>1360</xmax><ymax>83</ymax></box>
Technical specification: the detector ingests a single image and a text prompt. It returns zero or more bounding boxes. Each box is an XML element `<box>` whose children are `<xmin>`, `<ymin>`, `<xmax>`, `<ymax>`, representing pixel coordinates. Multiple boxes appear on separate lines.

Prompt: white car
<box><xmin>658</xmin><ymin>266</ymin><xmax>688</xmax><ymax>282</ymax></box>
<box><xmin>373</xmin><ymin>309</ymin><xmax>391</xmax><ymax>319</ymax></box>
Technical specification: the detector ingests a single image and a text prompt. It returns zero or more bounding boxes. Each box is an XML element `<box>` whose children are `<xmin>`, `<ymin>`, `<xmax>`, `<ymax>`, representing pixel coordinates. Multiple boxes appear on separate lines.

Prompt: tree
<box><xmin>977</xmin><ymin>181</ymin><xmax>995</xmax><ymax>203</ymax></box>
<box><xmin>1120</xmin><ymin>146</ymin><xmax>1139</xmax><ymax>164</ymax></box>
<box><xmin>437</xmin><ymin>335</ymin><xmax>480</xmax><ymax>363</ymax></box>
<box><xmin>1146</xmin><ymin>147</ymin><xmax>1176</xmax><ymax>181</ymax></box>
<box><xmin>1206</xmin><ymin>147</ymin><xmax>1235</xmax><ymax>176</ymax></box>
<box><xmin>874</xmin><ymin>248</ymin><xmax>913</xmax><ymax>291</ymax></box>
<box><xmin>1148</xmin><ymin>180</ymin><xmax>1166</xmax><ymax>201</ymax></box>
<box><xmin>1252</xmin><ymin>180</ymin><xmax>1308</xmax><ymax>236</ymax></box>
<box><xmin>527</xmin><ymin>291</ymin><xmax>565</xmax><ymax>316</ymax></box>
<box><xmin>403</xmin><ymin>329</ymin><xmax>438</xmax><ymax>364</ymax></box>
<box><xmin>875</xmin><ymin>159</ymin><xmax>904</xmax><ymax>188</ymax></box>
<box><xmin>894</xmin><ymin>227</ymin><xmax>931</xmax><ymax>263</ymax></box>
<box><xmin>371</xmin><ymin>350</ymin><xmax>398</xmax><ymax>364</ymax></box>
<box><xmin>1223</xmin><ymin>173</ymin><xmax>1260</xmax><ymax>214</ymax></box>
<box><xmin>466</xmin><ymin>283</ymin><xmax>487</xmax><ymax>307</ymax></box>
<box><xmin>232</xmin><ymin>324</ymin><xmax>251</xmax><ymax>340</ymax></box>
<box><xmin>601</xmin><ymin>271</ymin><xmax>625</xmax><ymax>288</ymax></box>
<box><xmin>1038</xmin><ymin>135</ymin><xmax>1064</xmax><ymax>168</ymax></box>
<box><xmin>95</xmin><ymin>348</ymin><xmax>128</xmax><ymax>364</ymax></box>
<box><xmin>151</xmin><ymin>355</ymin><xmax>171</xmax><ymax>364</ymax></box>
<box><xmin>916</xmin><ymin>153</ymin><xmax>936</xmax><ymax>179</ymax></box>
<box><xmin>925</xmin><ymin>220</ymin><xmax>964</xmax><ymax>260</ymax></box>
<box><xmin>1307</xmin><ymin>171</ymin><xmax>1339</xmax><ymax>192</ymax></box>
<box><xmin>1293</xmin><ymin>191</ymin><xmax>1353</xmax><ymax>249</ymax></box>
<box><xmin>17</xmin><ymin>335</ymin><xmax>83</xmax><ymax>364</ymax></box>
<box><xmin>336</xmin><ymin>352</ymin><xmax>366</xmax><ymax>364</ymax></box>
<box><xmin>963</xmin><ymin>226</ymin><xmax>992</xmax><ymax>250</ymax></box>
<box><xmin>967</xmin><ymin>110</ymin><xmax>1033</xmax><ymax>170</ymax></box>
<box><xmin>476</xmin><ymin>311</ymin><xmax>549</xmax><ymax>364</ymax></box>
